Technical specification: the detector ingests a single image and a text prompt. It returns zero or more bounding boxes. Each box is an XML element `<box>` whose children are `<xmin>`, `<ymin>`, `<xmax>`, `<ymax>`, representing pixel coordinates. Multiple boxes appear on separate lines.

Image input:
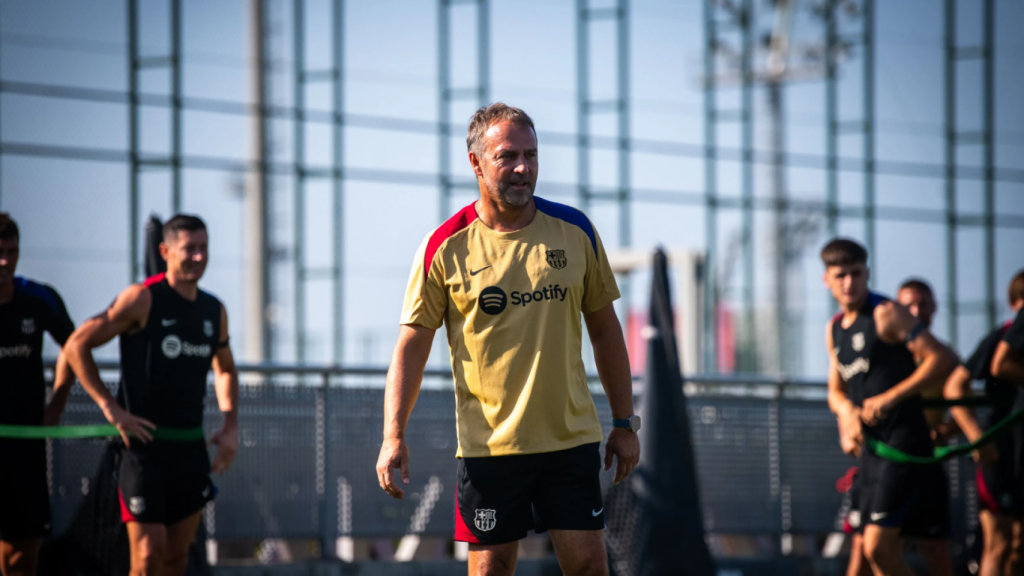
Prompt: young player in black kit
<box><xmin>947</xmin><ymin>270</ymin><xmax>1024</xmax><ymax>576</ymax></box>
<box><xmin>64</xmin><ymin>215</ymin><xmax>238</xmax><ymax>576</ymax></box>
<box><xmin>0</xmin><ymin>214</ymin><xmax>76</xmax><ymax>576</ymax></box>
<box><xmin>822</xmin><ymin>239</ymin><xmax>957</xmax><ymax>576</ymax></box>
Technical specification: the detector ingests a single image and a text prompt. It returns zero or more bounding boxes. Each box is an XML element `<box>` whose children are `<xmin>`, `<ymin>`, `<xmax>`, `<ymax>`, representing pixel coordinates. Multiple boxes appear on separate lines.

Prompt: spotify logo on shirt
<box><xmin>478</xmin><ymin>287</ymin><xmax>508</xmax><ymax>315</ymax></box>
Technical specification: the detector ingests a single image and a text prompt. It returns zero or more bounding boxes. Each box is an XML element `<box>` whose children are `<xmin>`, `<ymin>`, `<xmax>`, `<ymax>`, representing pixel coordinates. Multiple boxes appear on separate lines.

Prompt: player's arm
<box><xmin>584</xmin><ymin>303</ymin><xmax>639</xmax><ymax>485</ymax></box>
<box><xmin>63</xmin><ymin>285</ymin><xmax>156</xmax><ymax>446</ymax></box>
<box><xmin>208</xmin><ymin>303</ymin><xmax>238</xmax><ymax>473</ymax></box>
<box><xmin>376</xmin><ymin>323</ymin><xmax>435</xmax><ymax>499</ymax></box>
<box><xmin>826</xmin><ymin>322</ymin><xmax>861</xmax><ymax>455</ymax></box>
<box><xmin>862</xmin><ymin>301</ymin><xmax>958</xmax><ymax>425</ymax></box>
<box><xmin>43</xmin><ymin>286</ymin><xmax>77</xmax><ymax>425</ymax></box>
<box><xmin>991</xmin><ymin>317</ymin><xmax>1024</xmax><ymax>384</ymax></box>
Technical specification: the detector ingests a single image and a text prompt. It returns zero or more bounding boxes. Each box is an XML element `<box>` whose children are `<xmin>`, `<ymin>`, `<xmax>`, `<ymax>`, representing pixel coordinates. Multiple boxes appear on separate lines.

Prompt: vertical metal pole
<box><xmin>317</xmin><ymin>371</ymin><xmax>331</xmax><ymax>558</ymax></box>
<box><xmin>171</xmin><ymin>0</ymin><xmax>182</xmax><ymax>212</ymax></box>
<box><xmin>617</xmin><ymin>0</ymin><xmax>631</xmax><ymax>324</ymax></box>
<box><xmin>128</xmin><ymin>0</ymin><xmax>141</xmax><ymax>282</ymax></box>
<box><xmin>478</xmin><ymin>0</ymin><xmax>489</xmax><ymax>104</ymax></box>
<box><xmin>982</xmin><ymin>0</ymin><xmax>995</xmax><ymax>327</ymax></box>
<box><xmin>0</xmin><ymin>0</ymin><xmax>4</xmax><ymax>208</ymax></box>
<box><xmin>703</xmin><ymin>0</ymin><xmax>718</xmax><ymax>373</ymax></box>
<box><xmin>333</xmin><ymin>0</ymin><xmax>346</xmax><ymax>363</ymax></box>
<box><xmin>438</xmin><ymin>0</ymin><xmax>450</xmax><ymax>222</ymax></box>
<box><xmin>576</xmin><ymin>0</ymin><xmax>589</xmax><ymax>212</ymax></box>
<box><xmin>862</xmin><ymin>0</ymin><xmax>875</xmax><ymax>277</ymax></box>
<box><xmin>944</xmin><ymin>0</ymin><xmax>958</xmax><ymax>348</ymax></box>
<box><xmin>824</xmin><ymin>0</ymin><xmax>838</xmax><ymax>239</ymax></box>
<box><xmin>294</xmin><ymin>0</ymin><xmax>306</xmax><ymax>361</ymax></box>
<box><xmin>247</xmin><ymin>0</ymin><xmax>270</xmax><ymax>362</ymax></box>
<box><xmin>740</xmin><ymin>0</ymin><xmax>755</xmax><ymax>371</ymax></box>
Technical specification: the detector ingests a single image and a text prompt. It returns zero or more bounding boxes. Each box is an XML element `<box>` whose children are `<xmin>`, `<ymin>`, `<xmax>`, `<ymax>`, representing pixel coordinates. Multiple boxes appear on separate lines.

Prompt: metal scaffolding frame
<box><xmin>0</xmin><ymin>0</ymin><xmax>1017</xmax><ymax>372</ymax></box>
<box><xmin>128</xmin><ymin>0</ymin><xmax>184</xmax><ymax>282</ymax></box>
<box><xmin>292</xmin><ymin>0</ymin><xmax>345</xmax><ymax>363</ymax></box>
<box><xmin>438</xmin><ymin>0</ymin><xmax>489</xmax><ymax>222</ymax></box>
<box><xmin>945</xmin><ymin>0</ymin><xmax>996</xmax><ymax>350</ymax></box>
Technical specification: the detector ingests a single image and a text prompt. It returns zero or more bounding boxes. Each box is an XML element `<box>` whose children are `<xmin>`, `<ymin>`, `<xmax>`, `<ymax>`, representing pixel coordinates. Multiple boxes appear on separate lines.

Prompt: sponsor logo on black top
<box><xmin>546</xmin><ymin>249</ymin><xmax>567</xmax><ymax>270</ymax></box>
<box><xmin>22</xmin><ymin>318</ymin><xmax>35</xmax><ymax>335</ymax></box>
<box><xmin>479</xmin><ymin>286</ymin><xmax>508</xmax><ymax>315</ymax></box>
<box><xmin>161</xmin><ymin>334</ymin><xmax>212</xmax><ymax>359</ymax></box>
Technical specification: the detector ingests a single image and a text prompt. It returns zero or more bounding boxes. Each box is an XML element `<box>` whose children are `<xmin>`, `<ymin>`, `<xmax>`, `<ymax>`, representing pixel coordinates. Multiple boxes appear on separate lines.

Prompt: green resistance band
<box><xmin>866</xmin><ymin>405</ymin><xmax>1024</xmax><ymax>465</ymax></box>
<box><xmin>0</xmin><ymin>424</ymin><xmax>204</xmax><ymax>441</ymax></box>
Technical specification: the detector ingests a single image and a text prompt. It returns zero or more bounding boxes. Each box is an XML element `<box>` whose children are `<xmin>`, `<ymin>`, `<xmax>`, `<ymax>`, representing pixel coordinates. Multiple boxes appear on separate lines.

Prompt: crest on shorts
<box><xmin>546</xmin><ymin>249</ymin><xmax>567</xmax><ymax>270</ymax></box>
<box><xmin>852</xmin><ymin>332</ymin><xmax>865</xmax><ymax>352</ymax></box>
<box><xmin>21</xmin><ymin>318</ymin><xmax>35</xmax><ymax>335</ymax></box>
<box><xmin>474</xmin><ymin>509</ymin><xmax>496</xmax><ymax>532</ymax></box>
<box><xmin>204</xmin><ymin>319</ymin><xmax>214</xmax><ymax>338</ymax></box>
<box><xmin>129</xmin><ymin>496</ymin><xmax>146</xmax><ymax>516</ymax></box>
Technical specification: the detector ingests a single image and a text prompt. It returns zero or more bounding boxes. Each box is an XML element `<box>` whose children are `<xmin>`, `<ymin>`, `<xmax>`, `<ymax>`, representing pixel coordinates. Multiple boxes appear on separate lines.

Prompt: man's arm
<box><xmin>63</xmin><ymin>285</ymin><xmax>156</xmax><ymax>446</ymax></box>
<box><xmin>826</xmin><ymin>322</ymin><xmax>861</xmax><ymax>455</ymax></box>
<box><xmin>861</xmin><ymin>301</ymin><xmax>958</xmax><ymax>425</ymax></box>
<box><xmin>376</xmin><ymin>324</ymin><xmax>435</xmax><ymax>499</ymax></box>
<box><xmin>584</xmin><ymin>303</ymin><xmax>639</xmax><ymax>485</ymax></box>
<box><xmin>43</xmin><ymin>351</ymin><xmax>75</xmax><ymax>425</ymax></box>
<box><xmin>991</xmin><ymin>342</ymin><xmax>1024</xmax><ymax>384</ymax></box>
<box><xmin>209</xmin><ymin>304</ymin><xmax>239</xmax><ymax>473</ymax></box>
<box><xmin>944</xmin><ymin>365</ymin><xmax>998</xmax><ymax>463</ymax></box>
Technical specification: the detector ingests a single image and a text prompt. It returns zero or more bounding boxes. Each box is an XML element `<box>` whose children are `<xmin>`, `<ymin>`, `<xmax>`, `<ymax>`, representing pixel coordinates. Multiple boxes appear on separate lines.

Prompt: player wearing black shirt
<box><xmin>948</xmin><ymin>270</ymin><xmax>1024</xmax><ymax>576</ymax></box>
<box><xmin>64</xmin><ymin>215</ymin><xmax>238</xmax><ymax>576</ymax></box>
<box><xmin>0</xmin><ymin>214</ymin><xmax>76</xmax><ymax>576</ymax></box>
<box><xmin>992</xmin><ymin>271</ymin><xmax>1024</xmax><ymax>387</ymax></box>
<box><xmin>822</xmin><ymin>239</ymin><xmax>957</xmax><ymax>576</ymax></box>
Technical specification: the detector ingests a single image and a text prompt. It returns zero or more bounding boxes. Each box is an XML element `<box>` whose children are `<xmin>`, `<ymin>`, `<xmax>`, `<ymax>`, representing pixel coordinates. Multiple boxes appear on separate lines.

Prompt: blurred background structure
<box><xmin>2</xmin><ymin>0</ymin><xmax>1024</xmax><ymax>570</ymax></box>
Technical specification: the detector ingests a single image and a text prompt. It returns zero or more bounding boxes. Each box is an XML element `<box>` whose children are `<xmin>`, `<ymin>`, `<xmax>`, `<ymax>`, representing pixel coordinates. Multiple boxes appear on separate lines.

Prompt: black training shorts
<box><xmin>455</xmin><ymin>442</ymin><xmax>605</xmax><ymax>545</ymax></box>
<box><xmin>0</xmin><ymin>439</ymin><xmax>51</xmax><ymax>541</ymax></box>
<box><xmin>118</xmin><ymin>440</ymin><xmax>214</xmax><ymax>526</ymax></box>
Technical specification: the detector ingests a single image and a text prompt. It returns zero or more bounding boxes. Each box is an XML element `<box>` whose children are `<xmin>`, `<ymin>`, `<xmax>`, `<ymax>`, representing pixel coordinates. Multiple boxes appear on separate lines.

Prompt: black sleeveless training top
<box><xmin>117</xmin><ymin>273</ymin><xmax>223</xmax><ymax>430</ymax></box>
<box><xmin>831</xmin><ymin>292</ymin><xmax>931</xmax><ymax>455</ymax></box>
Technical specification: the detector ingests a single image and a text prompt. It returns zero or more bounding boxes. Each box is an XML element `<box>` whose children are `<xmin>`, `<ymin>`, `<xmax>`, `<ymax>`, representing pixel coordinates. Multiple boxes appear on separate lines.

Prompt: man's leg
<box><xmin>848</xmin><ymin>533</ymin><xmax>873</xmax><ymax>576</ymax></box>
<box><xmin>862</xmin><ymin>524</ymin><xmax>915</xmax><ymax>576</ymax></box>
<box><xmin>468</xmin><ymin>542</ymin><xmax>518</xmax><ymax>576</ymax></box>
<box><xmin>549</xmin><ymin>529</ymin><xmax>608</xmax><ymax>576</ymax></box>
<box><xmin>162</xmin><ymin>510</ymin><xmax>203</xmax><ymax>576</ymax></box>
<box><xmin>979</xmin><ymin>510</ymin><xmax>1015</xmax><ymax>576</ymax></box>
<box><xmin>0</xmin><ymin>539</ymin><xmax>40</xmax><ymax>576</ymax></box>
<box><xmin>916</xmin><ymin>539</ymin><xmax>953</xmax><ymax>576</ymax></box>
<box><xmin>126</xmin><ymin>522</ymin><xmax>167</xmax><ymax>576</ymax></box>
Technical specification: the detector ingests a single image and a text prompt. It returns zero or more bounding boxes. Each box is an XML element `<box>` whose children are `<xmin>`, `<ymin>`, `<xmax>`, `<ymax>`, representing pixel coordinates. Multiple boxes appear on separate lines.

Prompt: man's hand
<box><xmin>100</xmin><ymin>402</ymin><xmax>155</xmax><ymax>448</ymax></box>
<box><xmin>604</xmin><ymin>428</ymin><xmax>640</xmax><ymax>484</ymax></box>
<box><xmin>208</xmin><ymin>422</ymin><xmax>238</xmax><ymax>473</ymax></box>
<box><xmin>837</xmin><ymin>406</ymin><xmax>863</xmax><ymax>456</ymax></box>
<box><xmin>973</xmin><ymin>443</ymin><xmax>999</xmax><ymax>465</ymax></box>
<box><xmin>861</xmin><ymin>392</ymin><xmax>896</xmax><ymax>426</ymax></box>
<box><xmin>377</xmin><ymin>437</ymin><xmax>411</xmax><ymax>499</ymax></box>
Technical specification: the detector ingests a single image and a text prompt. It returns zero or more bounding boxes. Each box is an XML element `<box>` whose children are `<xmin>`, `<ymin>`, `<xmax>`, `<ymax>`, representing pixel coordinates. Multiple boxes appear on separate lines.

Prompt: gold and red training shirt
<box><xmin>401</xmin><ymin>197</ymin><xmax>620</xmax><ymax>457</ymax></box>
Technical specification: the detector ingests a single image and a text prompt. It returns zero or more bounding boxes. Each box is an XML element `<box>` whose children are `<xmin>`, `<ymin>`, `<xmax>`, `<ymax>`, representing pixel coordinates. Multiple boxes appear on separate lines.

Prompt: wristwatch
<box><xmin>612</xmin><ymin>415</ymin><xmax>642</xmax><ymax>433</ymax></box>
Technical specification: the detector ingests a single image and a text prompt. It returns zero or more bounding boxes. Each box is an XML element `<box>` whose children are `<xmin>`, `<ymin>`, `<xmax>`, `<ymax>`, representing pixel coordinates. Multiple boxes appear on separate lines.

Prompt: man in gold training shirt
<box><xmin>376</xmin><ymin>103</ymin><xmax>640</xmax><ymax>576</ymax></box>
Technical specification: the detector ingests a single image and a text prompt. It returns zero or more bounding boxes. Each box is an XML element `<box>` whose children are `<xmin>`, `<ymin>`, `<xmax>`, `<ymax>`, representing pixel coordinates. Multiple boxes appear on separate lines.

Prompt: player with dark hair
<box><xmin>0</xmin><ymin>213</ymin><xmax>77</xmax><ymax>576</ymax></box>
<box><xmin>992</xmin><ymin>271</ymin><xmax>1024</xmax><ymax>386</ymax></box>
<box><xmin>64</xmin><ymin>214</ymin><xmax>239</xmax><ymax>576</ymax></box>
<box><xmin>948</xmin><ymin>270</ymin><xmax>1024</xmax><ymax>576</ymax></box>
<box><xmin>822</xmin><ymin>238</ymin><xmax>957</xmax><ymax>576</ymax></box>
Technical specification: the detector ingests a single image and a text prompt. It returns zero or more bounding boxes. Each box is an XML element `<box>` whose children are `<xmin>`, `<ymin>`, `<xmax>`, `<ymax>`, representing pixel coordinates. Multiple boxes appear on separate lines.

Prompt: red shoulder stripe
<box><xmin>831</xmin><ymin>312</ymin><xmax>843</xmax><ymax>325</ymax></box>
<box><xmin>143</xmin><ymin>272</ymin><xmax>166</xmax><ymax>287</ymax></box>
<box><xmin>424</xmin><ymin>203</ymin><xmax>478</xmax><ymax>275</ymax></box>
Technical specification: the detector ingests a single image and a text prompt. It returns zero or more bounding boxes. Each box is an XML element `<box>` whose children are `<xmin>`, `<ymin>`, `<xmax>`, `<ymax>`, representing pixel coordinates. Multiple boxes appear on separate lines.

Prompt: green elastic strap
<box><xmin>866</xmin><ymin>405</ymin><xmax>1024</xmax><ymax>465</ymax></box>
<box><xmin>0</xmin><ymin>424</ymin><xmax>204</xmax><ymax>441</ymax></box>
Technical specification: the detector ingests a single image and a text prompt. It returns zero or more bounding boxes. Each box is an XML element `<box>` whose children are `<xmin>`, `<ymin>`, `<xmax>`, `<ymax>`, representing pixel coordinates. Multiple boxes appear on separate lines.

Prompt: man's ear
<box><xmin>159</xmin><ymin>242</ymin><xmax>170</xmax><ymax>261</ymax></box>
<box><xmin>468</xmin><ymin>151</ymin><xmax>484</xmax><ymax>178</ymax></box>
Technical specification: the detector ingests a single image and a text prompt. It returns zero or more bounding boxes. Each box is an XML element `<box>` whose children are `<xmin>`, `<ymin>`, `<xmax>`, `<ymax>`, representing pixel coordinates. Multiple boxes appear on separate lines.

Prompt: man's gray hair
<box><xmin>466</xmin><ymin>103</ymin><xmax>536</xmax><ymax>156</ymax></box>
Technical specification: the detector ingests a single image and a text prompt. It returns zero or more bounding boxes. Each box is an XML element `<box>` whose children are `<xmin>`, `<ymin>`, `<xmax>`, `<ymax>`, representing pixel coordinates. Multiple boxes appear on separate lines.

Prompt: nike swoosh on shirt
<box><xmin>592</xmin><ymin>508</ymin><xmax>603</xmax><ymax>517</ymax></box>
<box><xmin>469</xmin><ymin>266</ymin><xmax>491</xmax><ymax>276</ymax></box>
<box><xmin>870</xmin><ymin>512</ymin><xmax>887</xmax><ymax>521</ymax></box>
<box><xmin>161</xmin><ymin>319</ymin><xmax>177</xmax><ymax>327</ymax></box>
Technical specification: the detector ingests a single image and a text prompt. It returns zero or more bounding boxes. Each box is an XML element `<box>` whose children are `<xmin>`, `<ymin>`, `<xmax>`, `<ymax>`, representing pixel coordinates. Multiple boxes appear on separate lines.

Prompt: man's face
<box><xmin>898</xmin><ymin>287</ymin><xmax>936</xmax><ymax>328</ymax></box>
<box><xmin>0</xmin><ymin>236</ymin><xmax>19</xmax><ymax>286</ymax></box>
<box><xmin>824</xmin><ymin>263</ymin><xmax>869</xmax><ymax>309</ymax></box>
<box><xmin>470</xmin><ymin>121</ymin><xmax>538</xmax><ymax>208</ymax></box>
<box><xmin>160</xmin><ymin>229</ymin><xmax>208</xmax><ymax>282</ymax></box>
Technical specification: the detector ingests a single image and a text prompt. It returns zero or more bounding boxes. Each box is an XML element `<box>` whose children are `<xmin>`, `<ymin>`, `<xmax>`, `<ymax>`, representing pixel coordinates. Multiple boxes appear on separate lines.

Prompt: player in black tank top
<box><xmin>64</xmin><ymin>215</ymin><xmax>238</xmax><ymax>576</ymax></box>
<box><xmin>821</xmin><ymin>239</ymin><xmax>957</xmax><ymax>576</ymax></box>
<box><xmin>949</xmin><ymin>270</ymin><xmax>1024</xmax><ymax>576</ymax></box>
<box><xmin>0</xmin><ymin>214</ymin><xmax>78</xmax><ymax>576</ymax></box>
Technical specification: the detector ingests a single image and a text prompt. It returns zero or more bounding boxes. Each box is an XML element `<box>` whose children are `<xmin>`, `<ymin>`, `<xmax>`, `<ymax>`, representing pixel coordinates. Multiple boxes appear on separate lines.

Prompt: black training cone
<box><xmin>605</xmin><ymin>248</ymin><xmax>715</xmax><ymax>576</ymax></box>
<box><xmin>144</xmin><ymin>215</ymin><xmax>166</xmax><ymax>278</ymax></box>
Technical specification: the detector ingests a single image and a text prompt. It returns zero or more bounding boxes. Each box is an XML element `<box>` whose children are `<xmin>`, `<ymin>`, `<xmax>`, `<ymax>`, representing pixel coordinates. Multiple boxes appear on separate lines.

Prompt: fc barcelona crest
<box><xmin>21</xmin><ymin>318</ymin><xmax>36</xmax><ymax>335</ymax></box>
<box><xmin>204</xmin><ymin>320</ymin><xmax>214</xmax><ymax>338</ymax></box>
<box><xmin>546</xmin><ymin>249</ymin><xmax>567</xmax><ymax>270</ymax></box>
<box><xmin>852</xmin><ymin>332</ymin><xmax>865</xmax><ymax>352</ymax></box>
<box><xmin>474</xmin><ymin>509</ymin><xmax>497</xmax><ymax>532</ymax></box>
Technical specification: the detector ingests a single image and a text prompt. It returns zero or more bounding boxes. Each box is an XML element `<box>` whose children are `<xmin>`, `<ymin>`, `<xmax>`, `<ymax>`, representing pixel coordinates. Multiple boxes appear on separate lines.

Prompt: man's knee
<box><xmin>162</xmin><ymin>553</ymin><xmax>189</xmax><ymax>576</ymax></box>
<box><xmin>566</xmin><ymin>558</ymin><xmax>608</xmax><ymax>576</ymax></box>
<box><xmin>130</xmin><ymin>537</ymin><xmax>165</xmax><ymax>576</ymax></box>
<box><xmin>863</xmin><ymin>530</ymin><xmax>900</xmax><ymax>568</ymax></box>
